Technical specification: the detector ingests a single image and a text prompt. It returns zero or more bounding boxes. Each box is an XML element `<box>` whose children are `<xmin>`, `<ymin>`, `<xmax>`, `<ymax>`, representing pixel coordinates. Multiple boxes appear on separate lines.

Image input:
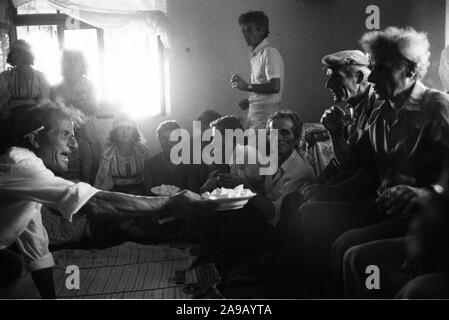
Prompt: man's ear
<box><xmin>28</xmin><ymin>132</ymin><xmax>40</xmax><ymax>149</ymax></box>
<box><xmin>407</xmin><ymin>69</ymin><xmax>415</xmax><ymax>78</ymax></box>
<box><xmin>406</xmin><ymin>61</ymin><xmax>417</xmax><ymax>78</ymax></box>
<box><xmin>356</xmin><ymin>70</ymin><xmax>364</xmax><ymax>84</ymax></box>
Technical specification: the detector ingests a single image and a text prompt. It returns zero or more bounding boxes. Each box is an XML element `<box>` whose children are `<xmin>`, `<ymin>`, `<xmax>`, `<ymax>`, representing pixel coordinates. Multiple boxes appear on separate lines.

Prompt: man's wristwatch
<box><xmin>247</xmin><ymin>84</ymin><xmax>253</xmax><ymax>92</ymax></box>
<box><xmin>430</xmin><ymin>183</ymin><xmax>445</xmax><ymax>195</ymax></box>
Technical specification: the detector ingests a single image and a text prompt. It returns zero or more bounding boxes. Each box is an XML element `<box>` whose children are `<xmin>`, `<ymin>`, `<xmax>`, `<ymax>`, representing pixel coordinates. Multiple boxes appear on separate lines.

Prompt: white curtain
<box><xmin>12</xmin><ymin>0</ymin><xmax>170</xmax><ymax>46</ymax></box>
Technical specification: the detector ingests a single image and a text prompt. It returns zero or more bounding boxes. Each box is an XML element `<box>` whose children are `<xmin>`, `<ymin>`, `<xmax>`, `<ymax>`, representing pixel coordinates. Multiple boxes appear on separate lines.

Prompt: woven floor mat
<box><xmin>2</xmin><ymin>242</ymin><xmax>222</xmax><ymax>299</ymax></box>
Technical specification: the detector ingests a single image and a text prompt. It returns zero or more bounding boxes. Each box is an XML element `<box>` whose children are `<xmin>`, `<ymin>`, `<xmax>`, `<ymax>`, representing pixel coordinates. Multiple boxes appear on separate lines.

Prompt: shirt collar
<box><xmin>402</xmin><ymin>80</ymin><xmax>428</xmax><ymax>111</ymax></box>
<box><xmin>351</xmin><ymin>85</ymin><xmax>374</xmax><ymax>115</ymax></box>
<box><xmin>378</xmin><ymin>80</ymin><xmax>428</xmax><ymax>115</ymax></box>
<box><xmin>250</xmin><ymin>38</ymin><xmax>270</xmax><ymax>57</ymax></box>
<box><xmin>279</xmin><ymin>149</ymin><xmax>299</xmax><ymax>173</ymax></box>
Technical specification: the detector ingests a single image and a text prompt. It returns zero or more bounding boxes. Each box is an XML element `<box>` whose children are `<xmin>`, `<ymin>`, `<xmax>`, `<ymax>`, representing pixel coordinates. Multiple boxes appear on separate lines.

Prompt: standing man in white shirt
<box><xmin>231</xmin><ymin>11</ymin><xmax>284</xmax><ymax>129</ymax></box>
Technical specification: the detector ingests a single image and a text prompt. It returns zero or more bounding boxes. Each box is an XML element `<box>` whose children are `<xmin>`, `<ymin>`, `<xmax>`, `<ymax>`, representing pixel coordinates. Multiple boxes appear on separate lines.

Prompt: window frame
<box><xmin>10</xmin><ymin>7</ymin><xmax>167</xmax><ymax>116</ymax></box>
<box><xmin>0</xmin><ymin>22</ymin><xmax>12</xmax><ymax>72</ymax></box>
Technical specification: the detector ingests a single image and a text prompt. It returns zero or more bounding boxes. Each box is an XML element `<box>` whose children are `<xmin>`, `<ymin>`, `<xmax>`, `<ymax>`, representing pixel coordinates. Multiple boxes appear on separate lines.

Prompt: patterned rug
<box><xmin>2</xmin><ymin>242</ymin><xmax>222</xmax><ymax>299</ymax></box>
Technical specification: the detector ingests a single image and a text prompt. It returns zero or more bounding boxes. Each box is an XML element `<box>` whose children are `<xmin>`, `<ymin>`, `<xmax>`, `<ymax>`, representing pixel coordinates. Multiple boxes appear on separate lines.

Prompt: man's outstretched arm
<box><xmin>85</xmin><ymin>191</ymin><xmax>171</xmax><ymax>218</ymax></box>
<box><xmin>84</xmin><ymin>190</ymin><xmax>215</xmax><ymax>220</ymax></box>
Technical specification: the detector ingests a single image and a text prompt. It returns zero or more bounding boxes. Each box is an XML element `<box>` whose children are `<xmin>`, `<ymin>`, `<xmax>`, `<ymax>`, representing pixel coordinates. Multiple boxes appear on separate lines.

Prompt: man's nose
<box><xmin>68</xmin><ymin>136</ymin><xmax>78</xmax><ymax>150</ymax></box>
<box><xmin>367</xmin><ymin>70</ymin><xmax>376</xmax><ymax>84</ymax></box>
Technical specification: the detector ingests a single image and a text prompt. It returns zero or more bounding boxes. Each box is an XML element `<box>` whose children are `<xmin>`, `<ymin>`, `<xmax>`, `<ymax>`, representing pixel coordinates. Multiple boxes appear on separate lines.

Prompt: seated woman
<box><xmin>95</xmin><ymin>114</ymin><xmax>150</xmax><ymax>195</ymax></box>
<box><xmin>144</xmin><ymin>120</ymin><xmax>209</xmax><ymax>194</ymax></box>
<box><xmin>52</xmin><ymin>49</ymin><xmax>101</xmax><ymax>183</ymax></box>
<box><xmin>51</xmin><ymin>49</ymin><xmax>98</xmax><ymax>117</ymax></box>
<box><xmin>0</xmin><ymin>40</ymin><xmax>50</xmax><ymax>153</ymax></box>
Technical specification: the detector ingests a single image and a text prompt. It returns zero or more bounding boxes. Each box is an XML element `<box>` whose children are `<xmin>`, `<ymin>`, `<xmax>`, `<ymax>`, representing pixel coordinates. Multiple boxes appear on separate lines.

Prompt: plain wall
<box><xmin>135</xmin><ymin>0</ymin><xmax>446</xmax><ymax>155</ymax></box>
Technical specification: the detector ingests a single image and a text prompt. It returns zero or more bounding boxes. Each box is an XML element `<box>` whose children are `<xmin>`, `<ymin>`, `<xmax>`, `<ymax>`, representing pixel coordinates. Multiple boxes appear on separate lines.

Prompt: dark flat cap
<box><xmin>322</xmin><ymin>50</ymin><xmax>369</xmax><ymax>68</ymax></box>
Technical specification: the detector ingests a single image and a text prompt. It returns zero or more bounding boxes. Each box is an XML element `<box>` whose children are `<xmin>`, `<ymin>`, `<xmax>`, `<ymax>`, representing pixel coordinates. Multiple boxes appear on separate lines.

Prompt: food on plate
<box><xmin>151</xmin><ymin>184</ymin><xmax>180</xmax><ymax>196</ymax></box>
<box><xmin>201</xmin><ymin>184</ymin><xmax>255</xmax><ymax>200</ymax></box>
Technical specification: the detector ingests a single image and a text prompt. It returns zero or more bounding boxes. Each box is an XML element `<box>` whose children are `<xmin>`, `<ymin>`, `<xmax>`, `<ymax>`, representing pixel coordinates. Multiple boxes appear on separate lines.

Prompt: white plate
<box><xmin>207</xmin><ymin>194</ymin><xmax>256</xmax><ymax>211</ymax></box>
<box><xmin>150</xmin><ymin>185</ymin><xmax>180</xmax><ymax>196</ymax></box>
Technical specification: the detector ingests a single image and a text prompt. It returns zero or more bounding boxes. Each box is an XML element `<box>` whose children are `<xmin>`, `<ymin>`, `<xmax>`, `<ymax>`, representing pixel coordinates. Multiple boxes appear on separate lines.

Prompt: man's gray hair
<box><xmin>12</xmin><ymin>100</ymin><xmax>79</xmax><ymax>150</ymax></box>
<box><xmin>267</xmin><ymin>109</ymin><xmax>303</xmax><ymax>141</ymax></box>
<box><xmin>360</xmin><ymin>26</ymin><xmax>430</xmax><ymax>80</ymax></box>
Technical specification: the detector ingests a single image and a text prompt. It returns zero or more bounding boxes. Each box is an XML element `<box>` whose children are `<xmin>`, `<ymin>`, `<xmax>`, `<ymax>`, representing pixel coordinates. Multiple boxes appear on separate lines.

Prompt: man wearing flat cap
<box><xmin>297</xmin><ymin>50</ymin><xmax>380</xmax><ymax>202</ymax></box>
<box><xmin>282</xmin><ymin>49</ymin><xmax>382</xmax><ymax>298</ymax></box>
<box><xmin>320</xmin><ymin>50</ymin><xmax>378</xmax><ymax>145</ymax></box>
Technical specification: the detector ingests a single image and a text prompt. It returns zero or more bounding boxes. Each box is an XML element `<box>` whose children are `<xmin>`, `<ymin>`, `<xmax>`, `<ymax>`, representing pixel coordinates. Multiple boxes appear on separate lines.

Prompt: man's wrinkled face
<box><xmin>268</xmin><ymin>118</ymin><xmax>297</xmax><ymax>157</ymax></box>
<box><xmin>367</xmin><ymin>53</ymin><xmax>410</xmax><ymax>100</ymax></box>
<box><xmin>38</xmin><ymin>119</ymin><xmax>77</xmax><ymax>174</ymax></box>
<box><xmin>325</xmin><ymin>67</ymin><xmax>359</xmax><ymax>103</ymax></box>
<box><xmin>240</xmin><ymin>23</ymin><xmax>265</xmax><ymax>48</ymax></box>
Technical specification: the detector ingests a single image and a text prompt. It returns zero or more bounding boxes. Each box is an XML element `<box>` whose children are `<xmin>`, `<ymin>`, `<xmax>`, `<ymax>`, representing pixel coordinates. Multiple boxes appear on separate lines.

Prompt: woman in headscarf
<box><xmin>94</xmin><ymin>114</ymin><xmax>150</xmax><ymax>195</ymax></box>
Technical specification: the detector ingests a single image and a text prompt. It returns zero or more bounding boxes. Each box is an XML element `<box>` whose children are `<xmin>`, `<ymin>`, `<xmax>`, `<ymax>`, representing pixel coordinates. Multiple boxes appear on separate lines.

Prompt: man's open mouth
<box><xmin>60</xmin><ymin>152</ymin><xmax>70</xmax><ymax>162</ymax></box>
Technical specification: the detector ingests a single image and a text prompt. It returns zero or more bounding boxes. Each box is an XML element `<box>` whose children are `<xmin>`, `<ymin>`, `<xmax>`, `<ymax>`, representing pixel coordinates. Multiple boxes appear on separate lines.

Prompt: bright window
<box><xmin>13</xmin><ymin>4</ymin><xmax>165</xmax><ymax>118</ymax></box>
<box><xmin>103</xmin><ymin>29</ymin><xmax>161</xmax><ymax>117</ymax></box>
<box><xmin>0</xmin><ymin>29</ymin><xmax>9</xmax><ymax>72</ymax></box>
<box><xmin>16</xmin><ymin>25</ymin><xmax>60</xmax><ymax>84</ymax></box>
